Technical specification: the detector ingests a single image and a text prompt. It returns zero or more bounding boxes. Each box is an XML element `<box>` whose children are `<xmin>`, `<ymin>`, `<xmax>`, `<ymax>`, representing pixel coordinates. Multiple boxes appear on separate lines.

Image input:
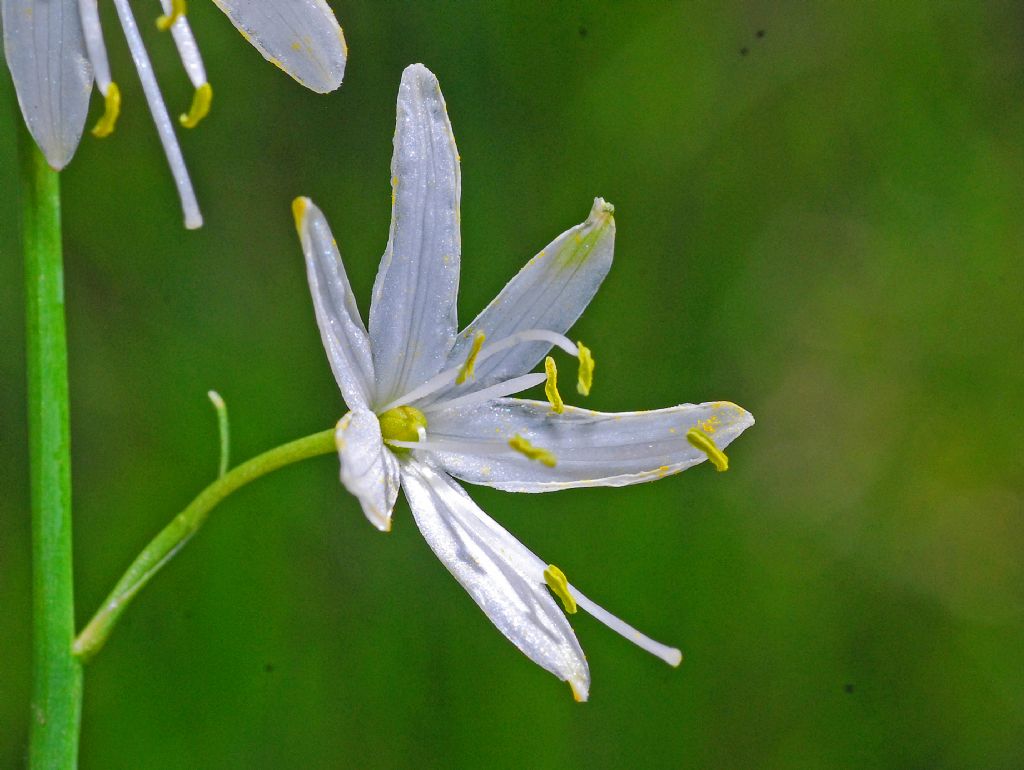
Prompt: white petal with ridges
<box><xmin>2</xmin><ymin>0</ymin><xmax>92</xmax><ymax>169</ymax></box>
<box><xmin>295</xmin><ymin>197</ymin><xmax>375</xmax><ymax>410</ymax></box>
<box><xmin>400</xmin><ymin>460</ymin><xmax>590</xmax><ymax>700</ymax></box>
<box><xmin>212</xmin><ymin>0</ymin><xmax>346</xmax><ymax>93</ymax></box>
<box><xmin>368</xmin><ymin>64</ymin><xmax>462</xmax><ymax>408</ymax></box>
<box><xmin>437</xmin><ymin>199</ymin><xmax>614</xmax><ymax>397</ymax></box>
<box><xmin>336</xmin><ymin>410</ymin><xmax>399</xmax><ymax>532</ymax></box>
<box><xmin>427</xmin><ymin>399</ymin><xmax>754</xmax><ymax>491</ymax></box>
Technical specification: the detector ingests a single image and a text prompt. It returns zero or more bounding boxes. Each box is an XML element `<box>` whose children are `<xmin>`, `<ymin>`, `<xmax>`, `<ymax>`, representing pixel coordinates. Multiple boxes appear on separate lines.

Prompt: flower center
<box><xmin>379</xmin><ymin>405</ymin><xmax>428</xmax><ymax>455</ymax></box>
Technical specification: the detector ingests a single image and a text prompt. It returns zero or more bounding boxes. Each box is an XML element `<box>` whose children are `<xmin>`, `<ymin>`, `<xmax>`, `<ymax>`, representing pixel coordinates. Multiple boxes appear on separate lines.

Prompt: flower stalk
<box><xmin>19</xmin><ymin>125</ymin><xmax>82</xmax><ymax>769</ymax></box>
<box><xmin>73</xmin><ymin>428</ymin><xmax>336</xmax><ymax>663</ymax></box>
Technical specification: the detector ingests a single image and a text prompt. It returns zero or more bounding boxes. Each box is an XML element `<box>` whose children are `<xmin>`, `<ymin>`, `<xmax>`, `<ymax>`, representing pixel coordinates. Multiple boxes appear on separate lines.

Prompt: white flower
<box><xmin>293</xmin><ymin>63</ymin><xmax>755</xmax><ymax>701</ymax></box>
<box><xmin>2</xmin><ymin>0</ymin><xmax>347</xmax><ymax>227</ymax></box>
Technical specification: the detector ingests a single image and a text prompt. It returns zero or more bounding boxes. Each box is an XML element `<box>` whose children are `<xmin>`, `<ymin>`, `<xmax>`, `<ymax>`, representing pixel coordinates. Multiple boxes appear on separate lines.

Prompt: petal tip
<box><xmin>401</xmin><ymin>62</ymin><xmax>439</xmax><ymax>91</ymax></box>
<box><xmin>292</xmin><ymin>196</ymin><xmax>310</xmax><ymax>232</ymax></box>
<box><xmin>570</xmin><ymin>679</ymin><xmax>589</xmax><ymax>702</ymax></box>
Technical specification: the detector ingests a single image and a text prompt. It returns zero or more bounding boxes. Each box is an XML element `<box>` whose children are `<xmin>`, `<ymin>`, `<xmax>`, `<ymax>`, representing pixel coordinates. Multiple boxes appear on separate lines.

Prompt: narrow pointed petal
<box><xmin>295</xmin><ymin>197</ymin><xmax>375</xmax><ymax>410</ymax></box>
<box><xmin>401</xmin><ymin>461</ymin><xmax>590</xmax><ymax>700</ymax></box>
<box><xmin>443</xmin><ymin>199</ymin><xmax>614</xmax><ymax>392</ymax></box>
<box><xmin>336</xmin><ymin>410</ymin><xmax>399</xmax><ymax>532</ymax></box>
<box><xmin>2</xmin><ymin>0</ymin><xmax>92</xmax><ymax>169</ymax></box>
<box><xmin>211</xmin><ymin>0</ymin><xmax>346</xmax><ymax>93</ymax></box>
<box><xmin>427</xmin><ymin>399</ymin><xmax>754</xmax><ymax>491</ymax></box>
<box><xmin>368</xmin><ymin>64</ymin><xmax>462</xmax><ymax>408</ymax></box>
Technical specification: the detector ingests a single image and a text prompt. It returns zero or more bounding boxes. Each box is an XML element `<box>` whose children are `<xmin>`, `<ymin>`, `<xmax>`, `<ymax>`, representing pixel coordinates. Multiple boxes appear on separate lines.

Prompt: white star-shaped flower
<box><xmin>293</xmin><ymin>63</ymin><xmax>754</xmax><ymax>701</ymax></box>
<box><xmin>2</xmin><ymin>0</ymin><xmax>347</xmax><ymax>227</ymax></box>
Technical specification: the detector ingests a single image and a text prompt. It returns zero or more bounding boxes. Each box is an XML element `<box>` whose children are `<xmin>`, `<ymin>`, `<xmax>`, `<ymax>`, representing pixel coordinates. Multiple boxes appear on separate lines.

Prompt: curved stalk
<box><xmin>73</xmin><ymin>428</ymin><xmax>337</xmax><ymax>663</ymax></box>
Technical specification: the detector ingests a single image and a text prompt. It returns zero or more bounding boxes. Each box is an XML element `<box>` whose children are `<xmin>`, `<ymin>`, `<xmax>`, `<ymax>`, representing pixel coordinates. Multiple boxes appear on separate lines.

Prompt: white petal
<box><xmin>400</xmin><ymin>460</ymin><xmax>590</xmax><ymax>700</ymax></box>
<box><xmin>442</xmin><ymin>198</ymin><xmax>614</xmax><ymax>393</ymax></box>
<box><xmin>368</xmin><ymin>64</ymin><xmax>462</xmax><ymax>408</ymax></box>
<box><xmin>295</xmin><ymin>197</ymin><xmax>375</xmax><ymax>410</ymax></box>
<box><xmin>427</xmin><ymin>399</ymin><xmax>754</xmax><ymax>491</ymax></box>
<box><xmin>211</xmin><ymin>0</ymin><xmax>346</xmax><ymax>93</ymax></box>
<box><xmin>336</xmin><ymin>410</ymin><xmax>399</xmax><ymax>532</ymax></box>
<box><xmin>2</xmin><ymin>0</ymin><xmax>92</xmax><ymax>169</ymax></box>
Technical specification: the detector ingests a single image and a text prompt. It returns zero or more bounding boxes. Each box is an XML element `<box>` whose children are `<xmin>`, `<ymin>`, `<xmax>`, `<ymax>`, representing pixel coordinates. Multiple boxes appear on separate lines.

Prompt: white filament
<box><xmin>111</xmin><ymin>0</ymin><xmax>203</xmax><ymax>228</ymax></box>
<box><xmin>380</xmin><ymin>329</ymin><xmax>578</xmax><ymax>412</ymax></box>
<box><xmin>158</xmin><ymin>0</ymin><xmax>208</xmax><ymax>88</ymax></box>
<box><xmin>425</xmin><ymin>373</ymin><xmax>546</xmax><ymax>414</ymax></box>
<box><xmin>78</xmin><ymin>0</ymin><xmax>113</xmax><ymax>92</ymax></box>
<box><xmin>385</xmin><ymin>437</ymin><xmax>515</xmax><ymax>456</ymax></box>
<box><xmin>571</xmin><ymin>587</ymin><xmax>682</xmax><ymax>667</ymax></box>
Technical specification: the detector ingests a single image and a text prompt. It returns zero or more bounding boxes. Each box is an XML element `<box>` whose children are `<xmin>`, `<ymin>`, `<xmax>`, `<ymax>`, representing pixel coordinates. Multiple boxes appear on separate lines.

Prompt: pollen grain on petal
<box><xmin>686</xmin><ymin>428</ymin><xmax>729</xmax><ymax>472</ymax></box>
<box><xmin>509</xmin><ymin>435</ymin><xmax>557</xmax><ymax>467</ymax></box>
<box><xmin>456</xmin><ymin>332</ymin><xmax>485</xmax><ymax>384</ymax></box>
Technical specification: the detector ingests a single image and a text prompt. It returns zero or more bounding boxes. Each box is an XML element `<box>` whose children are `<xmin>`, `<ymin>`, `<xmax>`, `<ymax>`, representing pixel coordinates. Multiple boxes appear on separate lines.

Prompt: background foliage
<box><xmin>2</xmin><ymin>1</ymin><xmax>1022</xmax><ymax>767</ymax></box>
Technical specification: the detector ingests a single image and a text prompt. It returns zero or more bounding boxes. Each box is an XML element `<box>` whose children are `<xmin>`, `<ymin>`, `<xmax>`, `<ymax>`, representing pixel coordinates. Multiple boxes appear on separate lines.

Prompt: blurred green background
<box><xmin>2</xmin><ymin>1</ymin><xmax>1023</xmax><ymax>767</ymax></box>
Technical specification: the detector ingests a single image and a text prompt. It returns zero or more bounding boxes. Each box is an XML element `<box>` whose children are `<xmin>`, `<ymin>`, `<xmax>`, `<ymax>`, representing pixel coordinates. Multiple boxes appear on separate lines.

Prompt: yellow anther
<box><xmin>544</xmin><ymin>356</ymin><xmax>564</xmax><ymax>414</ymax></box>
<box><xmin>179</xmin><ymin>82</ymin><xmax>212</xmax><ymax>128</ymax></box>
<box><xmin>156</xmin><ymin>0</ymin><xmax>187</xmax><ymax>31</ymax></box>
<box><xmin>90</xmin><ymin>83</ymin><xmax>121</xmax><ymax>138</ymax></box>
<box><xmin>509</xmin><ymin>435</ymin><xmax>556</xmax><ymax>467</ymax></box>
<box><xmin>686</xmin><ymin>428</ymin><xmax>729</xmax><ymax>472</ymax></box>
<box><xmin>543</xmin><ymin>564</ymin><xmax>577</xmax><ymax>614</ymax></box>
<box><xmin>576</xmin><ymin>341</ymin><xmax>594</xmax><ymax>396</ymax></box>
<box><xmin>456</xmin><ymin>332</ymin><xmax>485</xmax><ymax>384</ymax></box>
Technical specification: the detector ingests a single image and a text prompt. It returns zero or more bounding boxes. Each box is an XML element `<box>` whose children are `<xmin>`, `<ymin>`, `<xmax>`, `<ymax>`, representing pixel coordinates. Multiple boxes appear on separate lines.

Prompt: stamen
<box><xmin>380</xmin><ymin>328</ymin><xmax>579</xmax><ymax>412</ymax></box>
<box><xmin>427</xmin><ymin>373</ymin><xmax>545</xmax><ymax>414</ymax></box>
<box><xmin>159</xmin><ymin>0</ymin><xmax>210</xmax><ymax>131</ymax></box>
<box><xmin>509</xmin><ymin>435</ymin><xmax>557</xmax><ymax>467</ymax></box>
<box><xmin>90</xmin><ymin>83</ymin><xmax>121</xmax><ymax>138</ymax></box>
<box><xmin>79</xmin><ymin>0</ymin><xmax>113</xmax><ymax>89</ymax></box>
<box><xmin>571</xmin><ymin>588</ymin><xmax>682</xmax><ymax>667</ymax></box>
<box><xmin>543</xmin><ymin>565</ymin><xmax>577</xmax><ymax>613</ymax></box>
<box><xmin>386</xmin><ymin>436</ymin><xmax>517</xmax><ymax>456</ymax></box>
<box><xmin>110</xmin><ymin>0</ymin><xmax>203</xmax><ymax>228</ymax></box>
<box><xmin>544</xmin><ymin>357</ymin><xmax>564</xmax><ymax>414</ymax></box>
<box><xmin>686</xmin><ymin>428</ymin><xmax>729</xmax><ymax>472</ymax></box>
<box><xmin>78</xmin><ymin>0</ymin><xmax>120</xmax><ymax>137</ymax></box>
<box><xmin>456</xmin><ymin>332</ymin><xmax>485</xmax><ymax>384</ymax></box>
<box><xmin>577</xmin><ymin>341</ymin><xmax>594</xmax><ymax>396</ymax></box>
<box><xmin>179</xmin><ymin>82</ymin><xmax>212</xmax><ymax>128</ymax></box>
<box><xmin>156</xmin><ymin>0</ymin><xmax>187</xmax><ymax>30</ymax></box>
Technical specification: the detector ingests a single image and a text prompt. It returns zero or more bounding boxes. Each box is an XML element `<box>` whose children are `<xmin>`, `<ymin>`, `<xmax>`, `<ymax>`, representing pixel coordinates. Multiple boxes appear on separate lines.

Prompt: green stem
<box><xmin>73</xmin><ymin>428</ymin><xmax>337</xmax><ymax>662</ymax></box>
<box><xmin>19</xmin><ymin>131</ymin><xmax>82</xmax><ymax>767</ymax></box>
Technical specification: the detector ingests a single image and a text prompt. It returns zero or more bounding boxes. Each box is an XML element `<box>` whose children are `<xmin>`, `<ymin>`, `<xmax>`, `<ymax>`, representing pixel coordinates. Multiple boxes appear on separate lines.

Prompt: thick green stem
<box><xmin>19</xmin><ymin>131</ymin><xmax>82</xmax><ymax>767</ymax></box>
<box><xmin>73</xmin><ymin>429</ymin><xmax>337</xmax><ymax>662</ymax></box>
